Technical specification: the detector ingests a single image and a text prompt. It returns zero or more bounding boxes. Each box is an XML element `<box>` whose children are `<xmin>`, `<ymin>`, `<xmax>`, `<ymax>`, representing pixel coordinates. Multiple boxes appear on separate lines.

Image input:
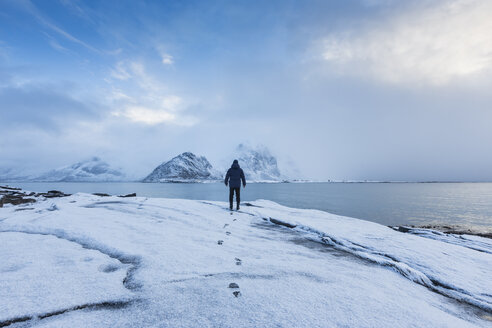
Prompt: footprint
<box><xmin>228</xmin><ymin>282</ymin><xmax>239</xmax><ymax>289</ymax></box>
<box><xmin>235</xmin><ymin>258</ymin><xmax>242</xmax><ymax>265</ymax></box>
<box><xmin>223</xmin><ymin>224</ymin><xmax>229</xmax><ymax>228</ymax></box>
<box><xmin>217</xmin><ymin>240</ymin><xmax>224</xmax><ymax>245</ymax></box>
<box><xmin>233</xmin><ymin>219</ymin><xmax>237</xmax><ymax>221</ymax></box>
<box><xmin>226</xmin><ymin>231</ymin><xmax>231</xmax><ymax>235</ymax></box>
<box><xmin>98</xmin><ymin>263</ymin><xmax>120</xmax><ymax>273</ymax></box>
<box><xmin>228</xmin><ymin>282</ymin><xmax>240</xmax><ymax>297</ymax></box>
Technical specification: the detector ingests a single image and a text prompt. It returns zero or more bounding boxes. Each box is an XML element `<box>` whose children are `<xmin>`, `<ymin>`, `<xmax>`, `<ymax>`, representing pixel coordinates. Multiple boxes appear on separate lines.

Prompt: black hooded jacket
<box><xmin>225</xmin><ymin>161</ymin><xmax>246</xmax><ymax>188</ymax></box>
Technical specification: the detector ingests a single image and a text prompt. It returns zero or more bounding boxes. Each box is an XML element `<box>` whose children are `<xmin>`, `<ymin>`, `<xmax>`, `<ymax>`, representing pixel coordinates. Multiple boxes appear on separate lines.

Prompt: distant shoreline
<box><xmin>392</xmin><ymin>225</ymin><xmax>492</xmax><ymax>240</ymax></box>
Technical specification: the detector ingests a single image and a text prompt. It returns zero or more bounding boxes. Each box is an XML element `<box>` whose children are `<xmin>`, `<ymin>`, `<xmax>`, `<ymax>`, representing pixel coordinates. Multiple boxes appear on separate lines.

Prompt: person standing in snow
<box><xmin>224</xmin><ymin>159</ymin><xmax>246</xmax><ymax>210</ymax></box>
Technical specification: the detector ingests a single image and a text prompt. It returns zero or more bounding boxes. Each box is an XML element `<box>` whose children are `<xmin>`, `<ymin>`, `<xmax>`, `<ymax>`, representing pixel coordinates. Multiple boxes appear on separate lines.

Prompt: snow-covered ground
<box><xmin>1</xmin><ymin>194</ymin><xmax>491</xmax><ymax>327</ymax></box>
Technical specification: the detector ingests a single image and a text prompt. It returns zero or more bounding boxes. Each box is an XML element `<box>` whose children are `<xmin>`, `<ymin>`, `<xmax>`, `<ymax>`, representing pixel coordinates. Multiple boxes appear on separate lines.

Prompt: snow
<box><xmin>246</xmin><ymin>200</ymin><xmax>492</xmax><ymax>312</ymax></box>
<box><xmin>0</xmin><ymin>157</ymin><xmax>128</xmax><ymax>182</ymax></box>
<box><xmin>143</xmin><ymin>152</ymin><xmax>220</xmax><ymax>182</ymax></box>
<box><xmin>232</xmin><ymin>144</ymin><xmax>285</xmax><ymax>182</ymax></box>
<box><xmin>1</xmin><ymin>194</ymin><xmax>491</xmax><ymax>327</ymax></box>
<box><xmin>1</xmin><ymin>232</ymin><xmax>132</xmax><ymax>322</ymax></box>
<box><xmin>32</xmin><ymin>157</ymin><xmax>126</xmax><ymax>182</ymax></box>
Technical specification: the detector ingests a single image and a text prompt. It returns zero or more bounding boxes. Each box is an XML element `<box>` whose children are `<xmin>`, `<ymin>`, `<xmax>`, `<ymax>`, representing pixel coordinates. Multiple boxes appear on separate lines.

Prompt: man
<box><xmin>224</xmin><ymin>159</ymin><xmax>246</xmax><ymax>210</ymax></box>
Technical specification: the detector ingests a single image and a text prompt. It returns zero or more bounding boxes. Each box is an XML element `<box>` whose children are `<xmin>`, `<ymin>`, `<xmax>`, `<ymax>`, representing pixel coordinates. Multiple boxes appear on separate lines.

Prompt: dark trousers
<box><xmin>229</xmin><ymin>187</ymin><xmax>240</xmax><ymax>209</ymax></box>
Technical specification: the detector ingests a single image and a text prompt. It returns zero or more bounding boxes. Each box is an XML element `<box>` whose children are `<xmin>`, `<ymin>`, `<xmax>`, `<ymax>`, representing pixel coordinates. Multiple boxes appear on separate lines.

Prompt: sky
<box><xmin>1</xmin><ymin>0</ymin><xmax>492</xmax><ymax>181</ymax></box>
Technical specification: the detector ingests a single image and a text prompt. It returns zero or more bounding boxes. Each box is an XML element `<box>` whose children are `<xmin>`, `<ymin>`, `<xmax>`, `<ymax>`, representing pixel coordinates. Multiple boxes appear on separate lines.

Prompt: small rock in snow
<box><xmin>119</xmin><ymin>193</ymin><xmax>137</xmax><ymax>198</ymax></box>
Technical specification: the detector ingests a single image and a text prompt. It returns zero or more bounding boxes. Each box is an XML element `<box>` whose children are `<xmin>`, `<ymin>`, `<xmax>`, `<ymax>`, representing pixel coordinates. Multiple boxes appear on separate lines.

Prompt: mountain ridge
<box><xmin>143</xmin><ymin>152</ymin><xmax>221</xmax><ymax>183</ymax></box>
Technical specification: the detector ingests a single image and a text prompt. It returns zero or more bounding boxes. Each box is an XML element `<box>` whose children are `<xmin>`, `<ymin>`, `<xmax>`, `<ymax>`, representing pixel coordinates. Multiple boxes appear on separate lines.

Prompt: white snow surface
<box><xmin>1</xmin><ymin>195</ymin><xmax>491</xmax><ymax>327</ymax></box>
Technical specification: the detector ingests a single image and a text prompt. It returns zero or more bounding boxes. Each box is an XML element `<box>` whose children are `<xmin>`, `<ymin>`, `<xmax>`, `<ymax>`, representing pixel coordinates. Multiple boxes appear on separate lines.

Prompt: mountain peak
<box><xmin>143</xmin><ymin>152</ymin><xmax>219</xmax><ymax>182</ymax></box>
<box><xmin>35</xmin><ymin>158</ymin><xmax>126</xmax><ymax>182</ymax></box>
<box><xmin>233</xmin><ymin>144</ymin><xmax>283</xmax><ymax>181</ymax></box>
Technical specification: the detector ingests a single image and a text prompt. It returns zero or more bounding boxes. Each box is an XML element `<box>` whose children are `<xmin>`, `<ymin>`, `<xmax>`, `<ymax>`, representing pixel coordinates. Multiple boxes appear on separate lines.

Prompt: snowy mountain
<box><xmin>143</xmin><ymin>152</ymin><xmax>220</xmax><ymax>182</ymax></box>
<box><xmin>232</xmin><ymin>144</ymin><xmax>284</xmax><ymax>182</ymax></box>
<box><xmin>0</xmin><ymin>168</ymin><xmax>33</xmax><ymax>182</ymax></box>
<box><xmin>33</xmin><ymin>157</ymin><xmax>127</xmax><ymax>182</ymax></box>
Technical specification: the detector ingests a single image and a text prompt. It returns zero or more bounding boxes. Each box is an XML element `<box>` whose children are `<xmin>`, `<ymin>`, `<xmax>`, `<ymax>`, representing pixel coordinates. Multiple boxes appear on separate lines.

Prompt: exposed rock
<box><xmin>93</xmin><ymin>193</ymin><xmax>111</xmax><ymax>197</ymax></box>
<box><xmin>1</xmin><ymin>195</ymin><xmax>36</xmax><ymax>206</ymax></box>
<box><xmin>0</xmin><ymin>185</ymin><xmax>21</xmax><ymax>190</ymax></box>
<box><xmin>228</xmin><ymin>282</ymin><xmax>239</xmax><ymax>289</ymax></box>
<box><xmin>396</xmin><ymin>226</ymin><xmax>411</xmax><ymax>233</ymax></box>
<box><xmin>233</xmin><ymin>291</ymin><xmax>241</xmax><ymax>297</ymax></box>
<box><xmin>14</xmin><ymin>207</ymin><xmax>35</xmax><ymax>211</ymax></box>
<box><xmin>0</xmin><ymin>186</ymin><xmax>71</xmax><ymax>207</ymax></box>
<box><xmin>396</xmin><ymin>225</ymin><xmax>492</xmax><ymax>239</ymax></box>
<box><xmin>36</xmin><ymin>190</ymin><xmax>71</xmax><ymax>198</ymax></box>
<box><xmin>269</xmin><ymin>217</ymin><xmax>297</xmax><ymax>228</ymax></box>
<box><xmin>119</xmin><ymin>193</ymin><xmax>137</xmax><ymax>198</ymax></box>
<box><xmin>244</xmin><ymin>202</ymin><xmax>262</xmax><ymax>208</ymax></box>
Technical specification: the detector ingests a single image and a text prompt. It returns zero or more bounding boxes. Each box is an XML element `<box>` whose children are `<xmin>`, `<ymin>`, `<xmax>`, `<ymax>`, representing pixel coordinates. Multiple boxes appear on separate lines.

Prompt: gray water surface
<box><xmin>3</xmin><ymin>182</ymin><xmax>492</xmax><ymax>228</ymax></box>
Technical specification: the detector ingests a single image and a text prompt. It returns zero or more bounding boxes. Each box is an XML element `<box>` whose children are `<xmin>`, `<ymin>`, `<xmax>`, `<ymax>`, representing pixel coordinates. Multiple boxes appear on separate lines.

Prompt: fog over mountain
<box><xmin>0</xmin><ymin>144</ymin><xmax>290</xmax><ymax>182</ymax></box>
<box><xmin>230</xmin><ymin>144</ymin><xmax>283</xmax><ymax>182</ymax></box>
<box><xmin>0</xmin><ymin>157</ymin><xmax>127</xmax><ymax>182</ymax></box>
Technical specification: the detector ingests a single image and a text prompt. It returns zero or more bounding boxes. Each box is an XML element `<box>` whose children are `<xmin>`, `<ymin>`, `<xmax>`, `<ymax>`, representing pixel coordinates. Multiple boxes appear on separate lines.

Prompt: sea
<box><xmin>3</xmin><ymin>182</ymin><xmax>492</xmax><ymax>230</ymax></box>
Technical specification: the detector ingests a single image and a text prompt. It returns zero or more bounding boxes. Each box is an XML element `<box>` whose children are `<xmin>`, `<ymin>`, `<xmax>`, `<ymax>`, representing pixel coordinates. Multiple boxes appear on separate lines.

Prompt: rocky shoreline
<box><xmin>392</xmin><ymin>224</ymin><xmax>492</xmax><ymax>239</ymax></box>
<box><xmin>0</xmin><ymin>185</ymin><xmax>135</xmax><ymax>208</ymax></box>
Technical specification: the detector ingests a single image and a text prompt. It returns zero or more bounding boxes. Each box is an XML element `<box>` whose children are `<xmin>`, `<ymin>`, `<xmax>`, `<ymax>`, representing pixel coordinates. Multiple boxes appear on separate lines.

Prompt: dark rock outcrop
<box><xmin>0</xmin><ymin>186</ymin><xmax>71</xmax><ymax>207</ymax></box>
<box><xmin>119</xmin><ymin>193</ymin><xmax>137</xmax><ymax>198</ymax></box>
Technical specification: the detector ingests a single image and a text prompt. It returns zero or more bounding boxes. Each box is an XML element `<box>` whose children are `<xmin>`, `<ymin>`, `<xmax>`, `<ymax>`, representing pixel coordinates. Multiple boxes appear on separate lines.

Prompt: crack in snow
<box><xmin>0</xmin><ymin>300</ymin><xmax>135</xmax><ymax>328</ymax></box>
<box><xmin>0</xmin><ymin>229</ymin><xmax>142</xmax><ymax>291</ymax></box>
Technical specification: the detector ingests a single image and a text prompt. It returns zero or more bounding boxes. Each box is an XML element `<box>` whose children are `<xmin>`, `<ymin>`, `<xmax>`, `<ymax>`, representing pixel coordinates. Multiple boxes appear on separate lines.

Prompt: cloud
<box><xmin>110</xmin><ymin>61</ymin><xmax>132</xmax><ymax>80</ymax></box>
<box><xmin>41</xmin><ymin>32</ymin><xmax>72</xmax><ymax>54</ymax></box>
<box><xmin>319</xmin><ymin>0</ymin><xmax>492</xmax><ymax>85</ymax></box>
<box><xmin>114</xmin><ymin>106</ymin><xmax>175</xmax><ymax>125</ymax></box>
<box><xmin>107</xmin><ymin>61</ymin><xmax>197</xmax><ymax>126</ymax></box>
<box><xmin>18</xmin><ymin>0</ymin><xmax>101</xmax><ymax>53</ymax></box>
<box><xmin>161</xmin><ymin>95</ymin><xmax>181</xmax><ymax>111</ymax></box>
<box><xmin>161</xmin><ymin>53</ymin><xmax>174</xmax><ymax>65</ymax></box>
<box><xmin>0</xmin><ymin>82</ymin><xmax>97</xmax><ymax>131</ymax></box>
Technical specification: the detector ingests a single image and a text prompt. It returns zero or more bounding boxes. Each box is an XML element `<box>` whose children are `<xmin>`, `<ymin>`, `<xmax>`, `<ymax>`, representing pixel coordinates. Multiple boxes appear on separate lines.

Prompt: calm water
<box><xmin>4</xmin><ymin>182</ymin><xmax>492</xmax><ymax>228</ymax></box>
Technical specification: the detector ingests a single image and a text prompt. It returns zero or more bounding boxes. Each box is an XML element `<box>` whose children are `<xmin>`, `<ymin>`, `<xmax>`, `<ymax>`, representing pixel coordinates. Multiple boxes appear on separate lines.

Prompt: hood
<box><xmin>231</xmin><ymin>160</ymin><xmax>240</xmax><ymax>169</ymax></box>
